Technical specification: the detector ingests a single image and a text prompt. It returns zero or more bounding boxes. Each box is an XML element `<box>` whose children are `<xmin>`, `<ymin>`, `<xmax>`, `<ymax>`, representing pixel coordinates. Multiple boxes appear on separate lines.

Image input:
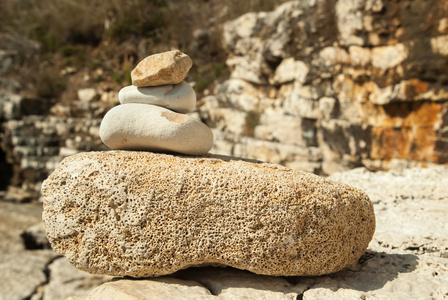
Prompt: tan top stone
<box><xmin>131</xmin><ymin>50</ymin><xmax>193</xmax><ymax>87</ymax></box>
<box><xmin>42</xmin><ymin>151</ymin><xmax>375</xmax><ymax>278</ymax></box>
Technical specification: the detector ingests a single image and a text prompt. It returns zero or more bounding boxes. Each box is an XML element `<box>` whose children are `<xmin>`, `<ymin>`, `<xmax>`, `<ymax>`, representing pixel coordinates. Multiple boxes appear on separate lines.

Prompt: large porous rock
<box><xmin>41</xmin><ymin>151</ymin><xmax>375</xmax><ymax>277</ymax></box>
<box><xmin>62</xmin><ymin>166</ymin><xmax>448</xmax><ymax>300</ymax></box>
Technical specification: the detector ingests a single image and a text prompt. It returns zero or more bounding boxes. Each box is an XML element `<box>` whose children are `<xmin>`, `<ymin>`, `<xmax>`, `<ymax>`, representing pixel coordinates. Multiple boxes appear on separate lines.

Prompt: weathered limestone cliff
<box><xmin>0</xmin><ymin>80</ymin><xmax>111</xmax><ymax>200</ymax></box>
<box><xmin>202</xmin><ymin>0</ymin><xmax>448</xmax><ymax>174</ymax></box>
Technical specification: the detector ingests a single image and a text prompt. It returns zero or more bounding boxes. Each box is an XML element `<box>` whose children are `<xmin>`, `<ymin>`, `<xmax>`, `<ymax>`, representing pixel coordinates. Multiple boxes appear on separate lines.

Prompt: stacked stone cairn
<box><xmin>41</xmin><ymin>50</ymin><xmax>375</xmax><ymax>296</ymax></box>
<box><xmin>100</xmin><ymin>50</ymin><xmax>213</xmax><ymax>155</ymax></box>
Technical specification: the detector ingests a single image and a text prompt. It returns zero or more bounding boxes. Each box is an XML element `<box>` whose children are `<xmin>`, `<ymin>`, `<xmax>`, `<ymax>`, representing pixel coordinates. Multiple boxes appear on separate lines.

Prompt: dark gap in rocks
<box><xmin>20</xmin><ymin>97</ymin><xmax>53</xmax><ymax>116</ymax></box>
<box><xmin>196</xmin><ymin>280</ymin><xmax>219</xmax><ymax>296</ymax></box>
<box><xmin>358</xmin><ymin>250</ymin><xmax>375</xmax><ymax>265</ymax></box>
<box><xmin>21</xmin><ymin>224</ymin><xmax>52</xmax><ymax>250</ymax></box>
<box><xmin>405</xmin><ymin>246</ymin><xmax>420</xmax><ymax>251</ymax></box>
<box><xmin>434</xmin><ymin>140</ymin><xmax>448</xmax><ymax>164</ymax></box>
<box><xmin>382</xmin><ymin>102</ymin><xmax>418</xmax><ymax>119</ymax></box>
<box><xmin>23</xmin><ymin>256</ymin><xmax>61</xmax><ymax>300</ymax></box>
<box><xmin>282</xmin><ymin>276</ymin><xmax>300</xmax><ymax>285</ymax></box>
<box><xmin>301</xmin><ymin>118</ymin><xmax>318</xmax><ymax>147</ymax></box>
<box><xmin>296</xmin><ymin>286</ymin><xmax>312</xmax><ymax>300</ymax></box>
<box><xmin>263</xmin><ymin>53</ymin><xmax>283</xmax><ymax>71</ymax></box>
<box><xmin>0</xmin><ymin>147</ymin><xmax>13</xmax><ymax>191</ymax></box>
<box><xmin>21</xmin><ymin>231</ymin><xmax>44</xmax><ymax>250</ymax></box>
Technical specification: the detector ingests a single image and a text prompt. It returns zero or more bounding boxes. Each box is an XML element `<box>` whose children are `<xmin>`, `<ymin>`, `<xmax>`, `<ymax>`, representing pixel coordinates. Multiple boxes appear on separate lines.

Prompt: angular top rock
<box><xmin>131</xmin><ymin>50</ymin><xmax>193</xmax><ymax>87</ymax></box>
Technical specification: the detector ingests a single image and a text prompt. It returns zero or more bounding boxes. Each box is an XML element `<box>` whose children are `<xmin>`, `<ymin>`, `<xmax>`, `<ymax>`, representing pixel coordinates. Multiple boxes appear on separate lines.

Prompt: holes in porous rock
<box><xmin>88</xmin><ymin>171</ymin><xmax>99</xmax><ymax>177</ymax></box>
<box><xmin>404</xmin><ymin>246</ymin><xmax>420</xmax><ymax>251</ymax></box>
<box><xmin>108</xmin><ymin>199</ymin><xmax>118</xmax><ymax>209</ymax></box>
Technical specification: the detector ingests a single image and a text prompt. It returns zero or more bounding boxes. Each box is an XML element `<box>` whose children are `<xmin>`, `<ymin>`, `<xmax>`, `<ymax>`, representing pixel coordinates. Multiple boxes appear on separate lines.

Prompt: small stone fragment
<box><xmin>131</xmin><ymin>50</ymin><xmax>193</xmax><ymax>87</ymax></box>
<box><xmin>77</xmin><ymin>88</ymin><xmax>99</xmax><ymax>102</ymax></box>
<box><xmin>99</xmin><ymin>104</ymin><xmax>213</xmax><ymax>155</ymax></box>
<box><xmin>118</xmin><ymin>81</ymin><xmax>196</xmax><ymax>114</ymax></box>
<box><xmin>273</xmin><ymin>58</ymin><xmax>309</xmax><ymax>84</ymax></box>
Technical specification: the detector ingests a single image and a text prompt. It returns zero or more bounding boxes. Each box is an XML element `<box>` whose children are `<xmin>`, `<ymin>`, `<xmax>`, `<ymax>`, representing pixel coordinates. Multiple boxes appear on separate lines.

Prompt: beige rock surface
<box><xmin>42</xmin><ymin>151</ymin><xmax>375</xmax><ymax>278</ymax></box>
<box><xmin>0</xmin><ymin>202</ymin><xmax>57</xmax><ymax>300</ymax></box>
<box><xmin>78</xmin><ymin>278</ymin><xmax>213</xmax><ymax>300</ymax></box>
<box><xmin>76</xmin><ymin>268</ymin><xmax>301</xmax><ymax>300</ymax></box>
<box><xmin>39</xmin><ymin>257</ymin><xmax>110</xmax><ymax>300</ymax></box>
<box><xmin>131</xmin><ymin>50</ymin><xmax>193</xmax><ymax>87</ymax></box>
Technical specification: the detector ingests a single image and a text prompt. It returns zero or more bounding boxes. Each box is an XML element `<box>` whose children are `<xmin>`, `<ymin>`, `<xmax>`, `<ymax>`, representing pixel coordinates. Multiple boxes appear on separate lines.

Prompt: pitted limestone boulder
<box><xmin>41</xmin><ymin>151</ymin><xmax>375</xmax><ymax>277</ymax></box>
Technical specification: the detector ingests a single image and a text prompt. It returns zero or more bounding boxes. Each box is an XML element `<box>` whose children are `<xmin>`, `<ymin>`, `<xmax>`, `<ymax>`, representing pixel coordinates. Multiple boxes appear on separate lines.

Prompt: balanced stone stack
<box><xmin>41</xmin><ymin>51</ymin><xmax>375</xmax><ymax>287</ymax></box>
<box><xmin>100</xmin><ymin>50</ymin><xmax>213</xmax><ymax>156</ymax></box>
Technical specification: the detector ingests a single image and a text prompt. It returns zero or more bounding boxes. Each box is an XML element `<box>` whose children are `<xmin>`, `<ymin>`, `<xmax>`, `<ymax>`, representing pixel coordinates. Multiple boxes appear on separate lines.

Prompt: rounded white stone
<box><xmin>100</xmin><ymin>104</ymin><xmax>213</xmax><ymax>155</ymax></box>
<box><xmin>118</xmin><ymin>81</ymin><xmax>196</xmax><ymax>114</ymax></box>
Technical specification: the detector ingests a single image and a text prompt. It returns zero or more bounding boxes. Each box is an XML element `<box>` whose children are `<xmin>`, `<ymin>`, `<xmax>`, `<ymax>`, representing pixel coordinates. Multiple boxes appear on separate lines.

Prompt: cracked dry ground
<box><xmin>1</xmin><ymin>167</ymin><xmax>447</xmax><ymax>300</ymax></box>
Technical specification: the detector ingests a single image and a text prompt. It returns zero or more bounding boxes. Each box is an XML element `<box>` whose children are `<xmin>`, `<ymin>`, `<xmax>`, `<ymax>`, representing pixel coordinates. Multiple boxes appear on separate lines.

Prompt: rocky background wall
<box><xmin>204</xmin><ymin>0</ymin><xmax>448</xmax><ymax>175</ymax></box>
<box><xmin>1</xmin><ymin>0</ymin><xmax>448</xmax><ymax>201</ymax></box>
<box><xmin>0</xmin><ymin>75</ymin><xmax>111</xmax><ymax>201</ymax></box>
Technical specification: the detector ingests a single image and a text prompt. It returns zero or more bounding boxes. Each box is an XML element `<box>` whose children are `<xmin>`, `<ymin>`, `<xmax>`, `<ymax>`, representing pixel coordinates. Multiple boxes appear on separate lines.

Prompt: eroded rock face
<box><xmin>205</xmin><ymin>0</ymin><xmax>448</xmax><ymax>174</ymax></box>
<box><xmin>0</xmin><ymin>83</ymin><xmax>111</xmax><ymax>200</ymax></box>
<box><xmin>41</xmin><ymin>151</ymin><xmax>375</xmax><ymax>277</ymax></box>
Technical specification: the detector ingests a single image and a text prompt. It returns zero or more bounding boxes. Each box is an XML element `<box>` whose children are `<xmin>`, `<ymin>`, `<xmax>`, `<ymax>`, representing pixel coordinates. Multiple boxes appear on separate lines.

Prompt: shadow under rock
<box><xmin>283</xmin><ymin>250</ymin><xmax>419</xmax><ymax>293</ymax></box>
